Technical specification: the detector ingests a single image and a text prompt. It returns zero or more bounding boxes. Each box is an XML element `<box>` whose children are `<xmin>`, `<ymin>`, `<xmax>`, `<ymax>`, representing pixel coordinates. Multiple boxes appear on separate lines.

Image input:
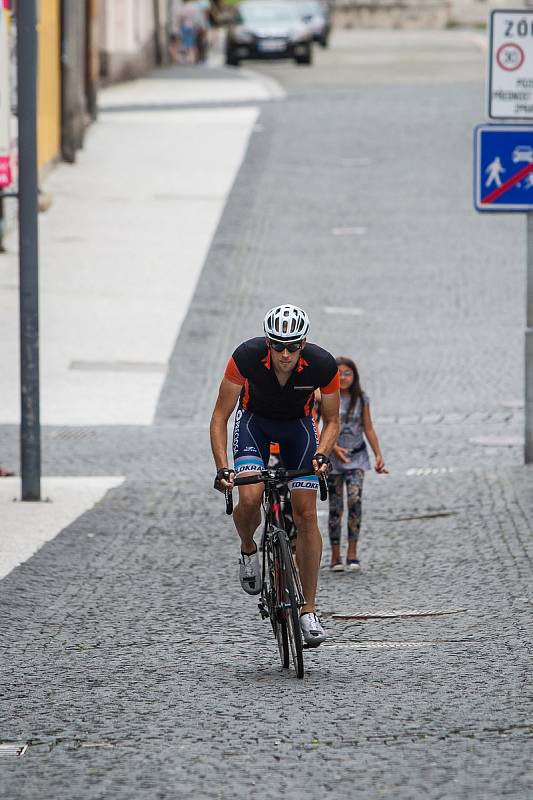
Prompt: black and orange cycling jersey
<box><xmin>224</xmin><ymin>337</ymin><xmax>339</xmax><ymax>421</ymax></box>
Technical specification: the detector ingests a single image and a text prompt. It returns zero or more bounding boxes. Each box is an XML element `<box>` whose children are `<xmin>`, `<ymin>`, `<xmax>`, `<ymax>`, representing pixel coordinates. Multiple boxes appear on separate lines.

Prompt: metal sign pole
<box><xmin>17</xmin><ymin>0</ymin><xmax>41</xmax><ymax>500</ymax></box>
<box><xmin>526</xmin><ymin>214</ymin><xmax>533</xmax><ymax>463</ymax></box>
<box><xmin>483</xmin><ymin>12</ymin><xmax>533</xmax><ymax>463</ymax></box>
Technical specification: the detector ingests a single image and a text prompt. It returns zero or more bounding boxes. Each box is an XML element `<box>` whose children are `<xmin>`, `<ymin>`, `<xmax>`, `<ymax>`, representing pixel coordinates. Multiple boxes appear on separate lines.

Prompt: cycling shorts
<box><xmin>232</xmin><ymin>406</ymin><xmax>319</xmax><ymax>491</ymax></box>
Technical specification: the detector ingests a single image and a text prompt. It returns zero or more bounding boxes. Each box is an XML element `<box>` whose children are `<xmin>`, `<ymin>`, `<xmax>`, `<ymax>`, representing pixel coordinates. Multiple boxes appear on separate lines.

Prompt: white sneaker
<box><xmin>300</xmin><ymin>612</ymin><xmax>326</xmax><ymax>647</ymax></box>
<box><xmin>238</xmin><ymin>548</ymin><xmax>261</xmax><ymax>595</ymax></box>
<box><xmin>346</xmin><ymin>559</ymin><xmax>360</xmax><ymax>571</ymax></box>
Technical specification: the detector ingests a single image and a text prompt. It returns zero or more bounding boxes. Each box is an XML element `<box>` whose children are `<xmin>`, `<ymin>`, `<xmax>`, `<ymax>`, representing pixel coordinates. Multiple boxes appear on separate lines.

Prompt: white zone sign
<box><xmin>489</xmin><ymin>10</ymin><xmax>533</xmax><ymax>119</ymax></box>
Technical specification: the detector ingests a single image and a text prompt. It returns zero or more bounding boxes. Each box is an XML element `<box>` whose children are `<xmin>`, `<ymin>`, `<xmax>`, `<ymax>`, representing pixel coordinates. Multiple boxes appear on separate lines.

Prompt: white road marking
<box><xmin>0</xmin><ymin>744</ymin><xmax>28</xmax><ymax>757</ymax></box>
<box><xmin>405</xmin><ymin>467</ymin><xmax>456</xmax><ymax>476</ymax></box>
<box><xmin>332</xmin><ymin>226</ymin><xmax>366</xmax><ymax>236</ymax></box>
<box><xmin>469</xmin><ymin>436</ymin><xmax>524</xmax><ymax>448</ymax></box>
<box><xmin>324</xmin><ymin>306</ymin><xmax>365</xmax><ymax>316</ymax></box>
<box><xmin>323</xmin><ymin>641</ymin><xmax>433</xmax><ymax>650</ymax></box>
<box><xmin>339</xmin><ymin>157</ymin><xmax>372</xmax><ymax>166</ymax></box>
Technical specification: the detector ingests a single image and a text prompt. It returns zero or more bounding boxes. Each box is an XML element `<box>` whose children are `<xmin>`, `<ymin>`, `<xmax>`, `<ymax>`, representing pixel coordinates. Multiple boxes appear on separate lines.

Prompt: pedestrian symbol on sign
<box><xmin>485</xmin><ymin>156</ymin><xmax>506</xmax><ymax>188</ymax></box>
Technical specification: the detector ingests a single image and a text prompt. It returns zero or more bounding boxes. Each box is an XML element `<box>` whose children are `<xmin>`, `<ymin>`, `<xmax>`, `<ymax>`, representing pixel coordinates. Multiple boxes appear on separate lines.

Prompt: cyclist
<box><xmin>210</xmin><ymin>304</ymin><xmax>340</xmax><ymax>647</ymax></box>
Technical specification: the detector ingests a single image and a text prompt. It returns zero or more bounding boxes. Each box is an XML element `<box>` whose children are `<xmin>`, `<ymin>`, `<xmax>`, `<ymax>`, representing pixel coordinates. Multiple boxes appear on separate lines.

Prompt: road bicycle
<box><xmin>224</xmin><ymin>467</ymin><xmax>327</xmax><ymax>679</ymax></box>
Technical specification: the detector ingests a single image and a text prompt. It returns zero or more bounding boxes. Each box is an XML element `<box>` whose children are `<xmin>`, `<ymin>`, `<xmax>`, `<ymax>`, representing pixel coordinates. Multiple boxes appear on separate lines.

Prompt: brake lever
<box><xmin>318</xmin><ymin>474</ymin><xmax>328</xmax><ymax>502</ymax></box>
<box><xmin>225</xmin><ymin>488</ymin><xmax>234</xmax><ymax>515</ymax></box>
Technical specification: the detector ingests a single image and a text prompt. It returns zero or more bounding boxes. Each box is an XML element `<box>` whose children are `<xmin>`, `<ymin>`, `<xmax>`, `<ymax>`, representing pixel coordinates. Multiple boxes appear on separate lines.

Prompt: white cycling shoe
<box><xmin>300</xmin><ymin>612</ymin><xmax>326</xmax><ymax>647</ymax></box>
<box><xmin>239</xmin><ymin>548</ymin><xmax>261</xmax><ymax>595</ymax></box>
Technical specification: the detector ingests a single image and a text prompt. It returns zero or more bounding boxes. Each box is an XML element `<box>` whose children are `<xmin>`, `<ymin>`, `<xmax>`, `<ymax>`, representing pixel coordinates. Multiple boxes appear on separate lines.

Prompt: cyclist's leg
<box><xmin>290</xmin><ymin>489</ymin><xmax>321</xmax><ymax>613</ymax></box>
<box><xmin>269</xmin><ymin>447</ymin><xmax>295</xmax><ymax>538</ymax></box>
<box><xmin>231</xmin><ymin>408</ymin><xmax>270</xmax><ymax>553</ymax></box>
<box><xmin>233</xmin><ymin>484</ymin><xmax>264</xmax><ymax>553</ymax></box>
<box><xmin>279</xmin><ymin>416</ymin><xmax>322</xmax><ymax>615</ymax></box>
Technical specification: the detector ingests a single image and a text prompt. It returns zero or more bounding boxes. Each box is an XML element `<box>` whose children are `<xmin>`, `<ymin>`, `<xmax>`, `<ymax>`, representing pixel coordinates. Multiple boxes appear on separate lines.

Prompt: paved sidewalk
<box><xmin>0</xmin><ymin>61</ymin><xmax>274</xmax><ymax>581</ymax></box>
<box><xmin>0</xmin><ymin>477</ymin><xmax>124</xmax><ymax>579</ymax></box>
<box><xmin>0</xmin><ymin>65</ymin><xmax>277</xmax><ymax>428</ymax></box>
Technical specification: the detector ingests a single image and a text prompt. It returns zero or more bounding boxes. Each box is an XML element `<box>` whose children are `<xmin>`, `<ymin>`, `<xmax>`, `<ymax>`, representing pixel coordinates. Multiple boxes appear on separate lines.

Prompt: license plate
<box><xmin>258</xmin><ymin>39</ymin><xmax>285</xmax><ymax>52</ymax></box>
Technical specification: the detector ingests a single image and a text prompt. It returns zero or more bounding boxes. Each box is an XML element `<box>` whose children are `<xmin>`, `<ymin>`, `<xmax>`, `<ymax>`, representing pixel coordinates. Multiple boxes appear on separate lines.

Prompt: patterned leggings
<box><xmin>326</xmin><ymin>469</ymin><xmax>365</xmax><ymax>545</ymax></box>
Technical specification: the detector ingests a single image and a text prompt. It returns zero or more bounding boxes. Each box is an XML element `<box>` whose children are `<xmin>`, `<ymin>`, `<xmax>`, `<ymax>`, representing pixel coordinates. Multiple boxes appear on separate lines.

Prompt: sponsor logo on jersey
<box><xmin>232</xmin><ymin>409</ymin><xmax>243</xmax><ymax>454</ymax></box>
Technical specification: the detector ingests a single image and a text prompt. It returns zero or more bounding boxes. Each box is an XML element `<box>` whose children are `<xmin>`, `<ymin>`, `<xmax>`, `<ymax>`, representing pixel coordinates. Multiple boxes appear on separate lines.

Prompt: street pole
<box><xmin>17</xmin><ymin>0</ymin><xmax>41</xmax><ymax>500</ymax></box>
<box><xmin>526</xmin><ymin>213</ymin><xmax>533</xmax><ymax>464</ymax></box>
<box><xmin>0</xmin><ymin>193</ymin><xmax>5</xmax><ymax>252</ymax></box>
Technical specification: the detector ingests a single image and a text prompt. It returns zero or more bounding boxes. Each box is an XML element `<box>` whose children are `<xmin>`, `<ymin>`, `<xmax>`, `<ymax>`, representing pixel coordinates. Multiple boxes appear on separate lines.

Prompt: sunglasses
<box><xmin>269</xmin><ymin>340</ymin><xmax>303</xmax><ymax>353</ymax></box>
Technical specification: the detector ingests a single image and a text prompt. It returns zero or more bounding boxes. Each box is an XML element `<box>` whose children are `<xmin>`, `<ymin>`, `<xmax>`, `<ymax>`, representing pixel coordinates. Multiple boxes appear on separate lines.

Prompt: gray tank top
<box><xmin>329</xmin><ymin>392</ymin><xmax>371</xmax><ymax>474</ymax></box>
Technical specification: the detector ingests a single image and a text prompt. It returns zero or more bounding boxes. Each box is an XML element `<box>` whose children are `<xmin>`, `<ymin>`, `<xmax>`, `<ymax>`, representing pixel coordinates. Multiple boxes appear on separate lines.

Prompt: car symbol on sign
<box><xmin>512</xmin><ymin>145</ymin><xmax>533</xmax><ymax>164</ymax></box>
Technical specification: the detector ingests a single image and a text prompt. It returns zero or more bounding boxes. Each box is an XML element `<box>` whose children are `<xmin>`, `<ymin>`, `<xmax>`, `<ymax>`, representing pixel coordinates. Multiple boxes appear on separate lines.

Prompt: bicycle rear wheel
<box><xmin>277</xmin><ymin>531</ymin><xmax>304</xmax><ymax>678</ymax></box>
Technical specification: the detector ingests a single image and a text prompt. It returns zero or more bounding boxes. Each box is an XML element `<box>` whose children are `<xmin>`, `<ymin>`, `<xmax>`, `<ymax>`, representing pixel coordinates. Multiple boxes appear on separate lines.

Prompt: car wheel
<box><xmin>319</xmin><ymin>34</ymin><xmax>328</xmax><ymax>48</ymax></box>
<box><xmin>225</xmin><ymin>48</ymin><xmax>240</xmax><ymax>67</ymax></box>
<box><xmin>295</xmin><ymin>45</ymin><xmax>312</xmax><ymax>65</ymax></box>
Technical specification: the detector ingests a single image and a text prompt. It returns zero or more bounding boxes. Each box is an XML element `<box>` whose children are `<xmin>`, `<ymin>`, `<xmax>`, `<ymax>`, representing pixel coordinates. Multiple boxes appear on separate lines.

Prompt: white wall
<box><xmin>99</xmin><ymin>0</ymin><xmax>159</xmax><ymax>83</ymax></box>
<box><xmin>101</xmin><ymin>0</ymin><xmax>155</xmax><ymax>54</ymax></box>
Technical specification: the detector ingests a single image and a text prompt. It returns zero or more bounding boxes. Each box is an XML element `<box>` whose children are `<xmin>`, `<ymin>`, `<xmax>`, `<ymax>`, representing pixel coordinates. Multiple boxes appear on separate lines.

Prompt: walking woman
<box><xmin>176</xmin><ymin>0</ymin><xmax>201</xmax><ymax>63</ymax></box>
<box><xmin>327</xmin><ymin>357</ymin><xmax>387</xmax><ymax>571</ymax></box>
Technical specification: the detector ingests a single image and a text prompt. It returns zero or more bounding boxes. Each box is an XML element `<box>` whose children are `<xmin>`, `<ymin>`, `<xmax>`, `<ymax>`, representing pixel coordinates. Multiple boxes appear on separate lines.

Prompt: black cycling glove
<box><xmin>214</xmin><ymin>467</ymin><xmax>235</xmax><ymax>491</ymax></box>
<box><xmin>313</xmin><ymin>452</ymin><xmax>331</xmax><ymax>474</ymax></box>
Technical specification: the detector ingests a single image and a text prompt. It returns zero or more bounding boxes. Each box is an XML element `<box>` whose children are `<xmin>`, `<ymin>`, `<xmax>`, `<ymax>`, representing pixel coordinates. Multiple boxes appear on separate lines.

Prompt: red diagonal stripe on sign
<box><xmin>482</xmin><ymin>161</ymin><xmax>533</xmax><ymax>204</ymax></box>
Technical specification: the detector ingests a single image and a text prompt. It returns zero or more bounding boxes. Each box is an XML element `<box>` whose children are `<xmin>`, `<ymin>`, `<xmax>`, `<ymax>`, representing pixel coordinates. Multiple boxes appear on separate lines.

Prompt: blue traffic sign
<box><xmin>474</xmin><ymin>125</ymin><xmax>533</xmax><ymax>211</ymax></box>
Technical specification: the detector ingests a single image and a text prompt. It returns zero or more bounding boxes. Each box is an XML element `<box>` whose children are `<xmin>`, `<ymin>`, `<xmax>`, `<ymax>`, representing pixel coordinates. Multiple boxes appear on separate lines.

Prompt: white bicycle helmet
<box><xmin>263</xmin><ymin>304</ymin><xmax>310</xmax><ymax>343</ymax></box>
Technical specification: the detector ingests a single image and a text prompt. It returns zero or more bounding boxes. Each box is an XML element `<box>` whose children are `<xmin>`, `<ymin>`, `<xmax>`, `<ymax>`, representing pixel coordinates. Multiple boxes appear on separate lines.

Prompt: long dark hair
<box><xmin>337</xmin><ymin>356</ymin><xmax>363</xmax><ymax>418</ymax></box>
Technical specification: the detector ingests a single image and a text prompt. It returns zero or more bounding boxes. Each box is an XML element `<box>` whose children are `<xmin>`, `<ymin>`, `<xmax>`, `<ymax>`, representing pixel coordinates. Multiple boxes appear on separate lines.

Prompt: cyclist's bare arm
<box><xmin>312</xmin><ymin>390</ymin><xmax>340</xmax><ymax>473</ymax></box>
<box><xmin>210</xmin><ymin>378</ymin><xmax>242</xmax><ymax>483</ymax></box>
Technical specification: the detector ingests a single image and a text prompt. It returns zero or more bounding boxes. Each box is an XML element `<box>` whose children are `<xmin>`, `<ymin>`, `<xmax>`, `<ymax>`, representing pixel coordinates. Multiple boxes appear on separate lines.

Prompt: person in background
<box><xmin>327</xmin><ymin>357</ymin><xmax>387</xmax><ymax>572</ymax></box>
<box><xmin>196</xmin><ymin>0</ymin><xmax>210</xmax><ymax>62</ymax></box>
<box><xmin>207</xmin><ymin>0</ymin><xmax>222</xmax><ymax>48</ymax></box>
<box><xmin>168</xmin><ymin>0</ymin><xmax>182</xmax><ymax>62</ymax></box>
<box><xmin>177</xmin><ymin>0</ymin><xmax>201</xmax><ymax>64</ymax></box>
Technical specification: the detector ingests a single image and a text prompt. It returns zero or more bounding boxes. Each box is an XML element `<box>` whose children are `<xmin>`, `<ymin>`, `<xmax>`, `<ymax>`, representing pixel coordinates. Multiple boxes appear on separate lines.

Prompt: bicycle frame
<box><xmin>258</xmin><ymin>483</ymin><xmax>305</xmax><ymax>621</ymax></box>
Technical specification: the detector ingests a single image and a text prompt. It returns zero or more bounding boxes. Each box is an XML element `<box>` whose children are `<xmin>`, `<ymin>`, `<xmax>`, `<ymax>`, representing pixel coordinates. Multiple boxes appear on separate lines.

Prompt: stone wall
<box><xmin>331</xmin><ymin>0</ymin><xmax>533</xmax><ymax>30</ymax></box>
<box><xmin>331</xmin><ymin>0</ymin><xmax>451</xmax><ymax>29</ymax></box>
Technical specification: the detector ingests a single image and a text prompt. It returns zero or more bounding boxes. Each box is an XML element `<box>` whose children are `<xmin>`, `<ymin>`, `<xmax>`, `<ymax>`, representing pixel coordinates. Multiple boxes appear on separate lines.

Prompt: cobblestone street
<box><xmin>1</xmin><ymin>30</ymin><xmax>532</xmax><ymax>799</ymax></box>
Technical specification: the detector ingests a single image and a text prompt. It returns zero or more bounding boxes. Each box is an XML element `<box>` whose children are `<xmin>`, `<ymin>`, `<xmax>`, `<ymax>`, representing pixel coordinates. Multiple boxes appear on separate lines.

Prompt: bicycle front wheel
<box><xmin>266</xmin><ymin>533</ymin><xmax>290</xmax><ymax>669</ymax></box>
<box><xmin>277</xmin><ymin>531</ymin><xmax>304</xmax><ymax>679</ymax></box>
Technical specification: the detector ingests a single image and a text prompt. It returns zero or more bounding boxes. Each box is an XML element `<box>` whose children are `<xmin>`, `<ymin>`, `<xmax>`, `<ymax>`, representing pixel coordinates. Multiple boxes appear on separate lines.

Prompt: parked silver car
<box><xmin>294</xmin><ymin>0</ymin><xmax>330</xmax><ymax>47</ymax></box>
